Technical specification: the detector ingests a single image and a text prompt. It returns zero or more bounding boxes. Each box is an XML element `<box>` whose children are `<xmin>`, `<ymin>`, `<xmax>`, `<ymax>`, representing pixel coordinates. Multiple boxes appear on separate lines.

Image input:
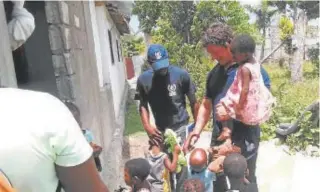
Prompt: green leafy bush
<box><xmin>308</xmin><ymin>43</ymin><xmax>320</xmax><ymax>75</ymax></box>
<box><xmin>262</xmin><ymin>63</ymin><xmax>319</xmax><ymax>153</ymax></box>
<box><xmin>164</xmin><ymin>129</ymin><xmax>187</xmax><ymax>173</ymax></box>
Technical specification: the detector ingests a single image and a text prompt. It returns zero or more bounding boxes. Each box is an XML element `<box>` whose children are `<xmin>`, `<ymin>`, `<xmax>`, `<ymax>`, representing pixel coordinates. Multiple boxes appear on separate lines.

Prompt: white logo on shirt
<box><xmin>155</xmin><ymin>51</ymin><xmax>162</xmax><ymax>60</ymax></box>
<box><xmin>168</xmin><ymin>84</ymin><xmax>177</xmax><ymax>96</ymax></box>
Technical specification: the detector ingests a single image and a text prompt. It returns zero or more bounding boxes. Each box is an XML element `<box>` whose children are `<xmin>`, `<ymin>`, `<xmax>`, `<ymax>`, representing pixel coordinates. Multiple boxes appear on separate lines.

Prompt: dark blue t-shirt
<box><xmin>135</xmin><ymin>65</ymin><xmax>196</xmax><ymax>131</ymax></box>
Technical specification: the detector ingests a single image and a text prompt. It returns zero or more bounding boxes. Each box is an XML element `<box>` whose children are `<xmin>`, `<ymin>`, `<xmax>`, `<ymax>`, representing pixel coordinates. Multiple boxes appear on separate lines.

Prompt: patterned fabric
<box><xmin>219</xmin><ymin>62</ymin><xmax>275</xmax><ymax>125</ymax></box>
<box><xmin>147</xmin><ymin>152</ymin><xmax>171</xmax><ymax>192</ymax></box>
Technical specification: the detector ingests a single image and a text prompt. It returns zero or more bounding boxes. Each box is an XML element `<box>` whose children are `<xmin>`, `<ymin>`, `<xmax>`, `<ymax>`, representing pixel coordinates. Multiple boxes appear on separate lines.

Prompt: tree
<box><xmin>121</xmin><ymin>34</ymin><xmax>145</xmax><ymax>57</ymax></box>
<box><xmin>268</xmin><ymin>0</ymin><xmax>319</xmax><ymax>82</ymax></box>
<box><xmin>191</xmin><ymin>1</ymin><xmax>261</xmax><ymax>43</ymax></box>
<box><xmin>246</xmin><ymin>0</ymin><xmax>277</xmax><ymax>60</ymax></box>
<box><xmin>170</xmin><ymin>1</ymin><xmax>196</xmax><ymax>44</ymax></box>
<box><xmin>132</xmin><ymin>1</ymin><xmax>165</xmax><ymax>46</ymax></box>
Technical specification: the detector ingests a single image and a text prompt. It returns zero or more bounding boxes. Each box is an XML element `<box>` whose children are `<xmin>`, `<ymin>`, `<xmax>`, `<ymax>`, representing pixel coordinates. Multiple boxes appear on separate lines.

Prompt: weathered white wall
<box><xmin>132</xmin><ymin>55</ymin><xmax>144</xmax><ymax>77</ymax></box>
<box><xmin>88</xmin><ymin>2</ymin><xmax>104</xmax><ymax>88</ymax></box>
<box><xmin>94</xmin><ymin>5</ymin><xmax>126</xmax><ymax>117</ymax></box>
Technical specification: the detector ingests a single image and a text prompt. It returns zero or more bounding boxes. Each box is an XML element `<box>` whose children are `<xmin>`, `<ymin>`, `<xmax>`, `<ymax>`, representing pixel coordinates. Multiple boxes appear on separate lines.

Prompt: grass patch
<box><xmin>124</xmin><ymin>102</ymin><xmax>145</xmax><ymax>136</ymax></box>
<box><xmin>261</xmin><ymin>62</ymin><xmax>319</xmax><ymax>152</ymax></box>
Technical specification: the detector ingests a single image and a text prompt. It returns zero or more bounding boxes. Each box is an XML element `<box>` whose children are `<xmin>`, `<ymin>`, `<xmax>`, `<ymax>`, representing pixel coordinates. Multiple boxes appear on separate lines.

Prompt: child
<box><xmin>186</xmin><ymin>148</ymin><xmax>216</xmax><ymax>192</ymax></box>
<box><xmin>222</xmin><ymin>153</ymin><xmax>257</xmax><ymax>192</ymax></box>
<box><xmin>124</xmin><ymin>158</ymin><xmax>152</xmax><ymax>192</ymax></box>
<box><xmin>180</xmin><ymin>179</ymin><xmax>205</xmax><ymax>192</ymax></box>
<box><xmin>146</xmin><ymin>140</ymin><xmax>181</xmax><ymax>192</ymax></box>
<box><xmin>216</xmin><ymin>34</ymin><xmax>275</xmax><ymax>143</ymax></box>
<box><xmin>63</xmin><ymin>100</ymin><xmax>103</xmax><ymax>171</ymax></box>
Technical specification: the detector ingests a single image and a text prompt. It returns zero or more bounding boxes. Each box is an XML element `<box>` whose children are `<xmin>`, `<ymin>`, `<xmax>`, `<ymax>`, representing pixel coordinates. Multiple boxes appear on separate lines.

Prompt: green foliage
<box><xmin>307</xmin><ymin>43</ymin><xmax>320</xmax><ymax>75</ymax></box>
<box><xmin>262</xmin><ymin>63</ymin><xmax>319</xmax><ymax>152</ymax></box>
<box><xmin>124</xmin><ymin>102</ymin><xmax>144</xmax><ymax>136</ymax></box>
<box><xmin>121</xmin><ymin>34</ymin><xmax>145</xmax><ymax>57</ymax></box>
<box><xmin>245</xmin><ymin>0</ymin><xmax>277</xmax><ymax>31</ymax></box>
<box><xmin>132</xmin><ymin>1</ymin><xmax>164</xmax><ymax>33</ymax></box>
<box><xmin>279</xmin><ymin>16</ymin><xmax>294</xmax><ymax>41</ymax></box>
<box><xmin>279</xmin><ymin>16</ymin><xmax>295</xmax><ymax>54</ymax></box>
<box><xmin>286</xmin><ymin>111</ymin><xmax>319</xmax><ymax>153</ymax></box>
<box><xmin>192</xmin><ymin>1</ymin><xmax>261</xmax><ymax>43</ymax></box>
<box><xmin>164</xmin><ymin>129</ymin><xmax>187</xmax><ymax>173</ymax></box>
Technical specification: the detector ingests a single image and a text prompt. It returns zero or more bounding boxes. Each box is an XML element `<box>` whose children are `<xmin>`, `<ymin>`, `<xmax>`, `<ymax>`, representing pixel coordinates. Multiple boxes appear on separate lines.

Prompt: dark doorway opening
<box><xmin>4</xmin><ymin>1</ymin><xmax>58</xmax><ymax>96</ymax></box>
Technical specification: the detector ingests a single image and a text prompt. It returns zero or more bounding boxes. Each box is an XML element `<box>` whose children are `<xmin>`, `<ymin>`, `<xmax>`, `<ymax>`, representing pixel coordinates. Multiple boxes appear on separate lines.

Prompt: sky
<box><xmin>129</xmin><ymin>0</ymin><xmax>262</xmax><ymax>35</ymax></box>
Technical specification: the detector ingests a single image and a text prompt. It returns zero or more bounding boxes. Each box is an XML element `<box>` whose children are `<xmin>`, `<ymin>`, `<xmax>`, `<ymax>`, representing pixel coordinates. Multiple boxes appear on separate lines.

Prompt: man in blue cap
<box><xmin>135</xmin><ymin>44</ymin><xmax>198</xmax><ymax>145</ymax></box>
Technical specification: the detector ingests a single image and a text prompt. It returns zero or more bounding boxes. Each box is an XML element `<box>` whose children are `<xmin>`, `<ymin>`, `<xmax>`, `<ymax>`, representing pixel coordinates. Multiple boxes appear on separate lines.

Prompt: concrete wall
<box><xmin>132</xmin><ymin>55</ymin><xmax>144</xmax><ymax>77</ymax></box>
<box><xmin>44</xmin><ymin>1</ymin><xmax>128</xmax><ymax>189</ymax></box>
<box><xmin>94</xmin><ymin>4</ymin><xmax>127</xmax><ymax>117</ymax></box>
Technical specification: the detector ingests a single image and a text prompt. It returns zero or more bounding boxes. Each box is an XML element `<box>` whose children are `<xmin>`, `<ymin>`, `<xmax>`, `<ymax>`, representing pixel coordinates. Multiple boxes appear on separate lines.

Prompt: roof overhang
<box><xmin>95</xmin><ymin>1</ymin><xmax>133</xmax><ymax>35</ymax></box>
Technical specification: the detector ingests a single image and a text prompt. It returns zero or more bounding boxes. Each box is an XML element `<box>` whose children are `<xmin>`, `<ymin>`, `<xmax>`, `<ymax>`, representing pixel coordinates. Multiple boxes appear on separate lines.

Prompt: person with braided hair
<box><xmin>124</xmin><ymin>158</ymin><xmax>152</xmax><ymax>192</ymax></box>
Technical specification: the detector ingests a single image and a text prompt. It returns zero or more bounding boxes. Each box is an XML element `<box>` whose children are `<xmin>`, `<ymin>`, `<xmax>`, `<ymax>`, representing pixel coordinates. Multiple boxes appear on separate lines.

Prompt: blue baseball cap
<box><xmin>147</xmin><ymin>44</ymin><xmax>169</xmax><ymax>71</ymax></box>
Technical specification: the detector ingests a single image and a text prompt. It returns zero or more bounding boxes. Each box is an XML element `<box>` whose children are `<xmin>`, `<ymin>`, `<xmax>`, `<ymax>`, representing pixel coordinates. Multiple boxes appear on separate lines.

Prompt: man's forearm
<box><xmin>194</xmin><ymin>98</ymin><xmax>212</xmax><ymax>134</ymax></box>
<box><xmin>190</xmin><ymin>101</ymin><xmax>200</xmax><ymax>121</ymax></box>
<box><xmin>139</xmin><ymin>105</ymin><xmax>151</xmax><ymax>131</ymax></box>
<box><xmin>188</xmin><ymin>92</ymin><xmax>198</xmax><ymax>121</ymax></box>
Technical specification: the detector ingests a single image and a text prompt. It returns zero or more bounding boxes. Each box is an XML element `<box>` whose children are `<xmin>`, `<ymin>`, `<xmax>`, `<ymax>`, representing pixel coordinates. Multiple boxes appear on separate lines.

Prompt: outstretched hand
<box><xmin>146</xmin><ymin>125</ymin><xmax>163</xmax><ymax>146</ymax></box>
<box><xmin>183</xmin><ymin>132</ymin><xmax>200</xmax><ymax>154</ymax></box>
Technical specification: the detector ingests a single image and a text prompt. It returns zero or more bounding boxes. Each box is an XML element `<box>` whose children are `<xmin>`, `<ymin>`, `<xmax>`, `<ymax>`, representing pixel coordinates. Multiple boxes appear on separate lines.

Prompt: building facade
<box><xmin>0</xmin><ymin>1</ymin><xmax>132</xmax><ymax>189</ymax></box>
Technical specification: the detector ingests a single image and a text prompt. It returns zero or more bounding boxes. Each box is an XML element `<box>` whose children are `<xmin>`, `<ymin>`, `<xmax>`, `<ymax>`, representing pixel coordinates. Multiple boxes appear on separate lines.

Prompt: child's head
<box><xmin>230</xmin><ymin>34</ymin><xmax>256</xmax><ymax>64</ymax></box>
<box><xmin>63</xmin><ymin>100</ymin><xmax>82</xmax><ymax>127</ymax></box>
<box><xmin>124</xmin><ymin>158</ymin><xmax>151</xmax><ymax>187</ymax></box>
<box><xmin>223</xmin><ymin>153</ymin><xmax>247</xmax><ymax>179</ymax></box>
<box><xmin>148</xmin><ymin>139</ymin><xmax>164</xmax><ymax>151</ymax></box>
<box><xmin>189</xmin><ymin>148</ymin><xmax>208</xmax><ymax>173</ymax></box>
<box><xmin>181</xmin><ymin>179</ymin><xmax>205</xmax><ymax>192</ymax></box>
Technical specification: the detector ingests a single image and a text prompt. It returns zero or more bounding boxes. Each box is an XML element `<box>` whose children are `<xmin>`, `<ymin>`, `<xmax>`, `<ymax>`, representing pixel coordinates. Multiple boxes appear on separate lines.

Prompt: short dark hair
<box><xmin>202</xmin><ymin>23</ymin><xmax>234</xmax><ymax>47</ymax></box>
<box><xmin>223</xmin><ymin>153</ymin><xmax>247</xmax><ymax>179</ymax></box>
<box><xmin>125</xmin><ymin>158</ymin><xmax>151</xmax><ymax>181</ymax></box>
<box><xmin>230</xmin><ymin>34</ymin><xmax>256</xmax><ymax>54</ymax></box>
<box><xmin>181</xmin><ymin>179</ymin><xmax>205</xmax><ymax>192</ymax></box>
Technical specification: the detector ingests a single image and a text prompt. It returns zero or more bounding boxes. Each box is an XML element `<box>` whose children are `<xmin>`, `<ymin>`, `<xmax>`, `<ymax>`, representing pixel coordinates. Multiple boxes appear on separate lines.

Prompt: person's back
<box><xmin>0</xmin><ymin>88</ymin><xmax>108</xmax><ymax>192</ymax></box>
<box><xmin>223</xmin><ymin>153</ymin><xmax>258</xmax><ymax>192</ymax></box>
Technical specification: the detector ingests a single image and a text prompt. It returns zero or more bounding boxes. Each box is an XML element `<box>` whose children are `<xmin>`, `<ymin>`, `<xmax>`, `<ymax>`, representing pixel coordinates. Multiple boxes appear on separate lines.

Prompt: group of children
<box><xmin>123</xmin><ymin>148</ymin><xmax>253</xmax><ymax>192</ymax></box>
<box><xmin>124</xmin><ymin>33</ymin><xmax>275</xmax><ymax>192</ymax></box>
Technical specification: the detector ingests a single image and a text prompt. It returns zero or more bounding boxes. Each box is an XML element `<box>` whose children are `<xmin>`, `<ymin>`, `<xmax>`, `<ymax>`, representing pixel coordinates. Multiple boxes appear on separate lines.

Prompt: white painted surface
<box><xmin>132</xmin><ymin>55</ymin><xmax>144</xmax><ymax>77</ymax></box>
<box><xmin>88</xmin><ymin>2</ymin><xmax>104</xmax><ymax>88</ymax></box>
<box><xmin>104</xmin><ymin>8</ymin><xmax>126</xmax><ymax>117</ymax></box>
<box><xmin>92</xmin><ymin>4</ymin><xmax>127</xmax><ymax>117</ymax></box>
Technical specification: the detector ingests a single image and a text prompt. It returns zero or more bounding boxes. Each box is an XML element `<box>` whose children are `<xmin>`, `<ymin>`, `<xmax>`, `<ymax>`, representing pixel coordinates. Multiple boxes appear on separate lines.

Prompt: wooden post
<box><xmin>0</xmin><ymin>1</ymin><xmax>17</xmax><ymax>87</ymax></box>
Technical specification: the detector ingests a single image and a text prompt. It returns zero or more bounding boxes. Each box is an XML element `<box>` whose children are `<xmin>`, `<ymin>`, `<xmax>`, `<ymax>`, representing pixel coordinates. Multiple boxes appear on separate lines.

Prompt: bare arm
<box><xmin>56</xmin><ymin>157</ymin><xmax>109</xmax><ymax>192</ymax></box>
<box><xmin>208</xmin><ymin>156</ymin><xmax>226</xmax><ymax>173</ymax></box>
<box><xmin>139</xmin><ymin>103</ymin><xmax>151</xmax><ymax>132</ymax></box>
<box><xmin>238</xmin><ymin>67</ymin><xmax>251</xmax><ymax>110</ymax></box>
<box><xmin>164</xmin><ymin>153</ymin><xmax>179</xmax><ymax>172</ymax></box>
<box><xmin>187</xmin><ymin>92</ymin><xmax>199</xmax><ymax>121</ymax></box>
<box><xmin>193</xmin><ymin>98</ymin><xmax>212</xmax><ymax>135</ymax></box>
